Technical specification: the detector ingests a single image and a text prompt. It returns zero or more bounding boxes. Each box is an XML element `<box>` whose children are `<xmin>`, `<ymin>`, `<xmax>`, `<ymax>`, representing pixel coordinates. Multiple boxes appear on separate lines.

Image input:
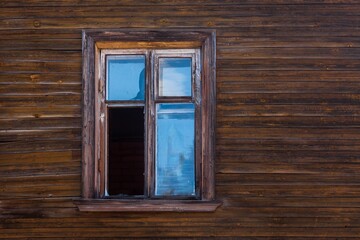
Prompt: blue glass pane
<box><xmin>107</xmin><ymin>55</ymin><xmax>145</xmax><ymax>101</ymax></box>
<box><xmin>155</xmin><ymin>103</ymin><xmax>195</xmax><ymax>196</ymax></box>
<box><xmin>159</xmin><ymin>58</ymin><xmax>192</xmax><ymax>97</ymax></box>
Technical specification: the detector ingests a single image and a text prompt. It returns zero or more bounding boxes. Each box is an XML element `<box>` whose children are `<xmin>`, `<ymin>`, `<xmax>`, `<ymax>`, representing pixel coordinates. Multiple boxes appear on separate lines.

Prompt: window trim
<box><xmin>76</xmin><ymin>29</ymin><xmax>220</xmax><ymax>212</ymax></box>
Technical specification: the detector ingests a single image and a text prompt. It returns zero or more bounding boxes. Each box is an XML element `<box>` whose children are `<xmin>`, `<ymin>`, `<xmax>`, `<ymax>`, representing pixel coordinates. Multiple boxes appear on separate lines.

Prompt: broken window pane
<box><xmin>107</xmin><ymin>55</ymin><xmax>145</xmax><ymax>101</ymax></box>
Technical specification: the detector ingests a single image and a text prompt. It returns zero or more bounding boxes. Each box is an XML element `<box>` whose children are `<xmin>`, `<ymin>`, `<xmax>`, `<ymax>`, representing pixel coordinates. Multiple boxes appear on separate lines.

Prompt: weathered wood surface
<box><xmin>1</xmin><ymin>0</ymin><xmax>360</xmax><ymax>238</ymax></box>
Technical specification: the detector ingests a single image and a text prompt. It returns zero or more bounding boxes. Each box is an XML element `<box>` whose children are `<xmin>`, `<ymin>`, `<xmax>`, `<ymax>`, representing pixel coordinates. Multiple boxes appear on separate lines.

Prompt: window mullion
<box><xmin>145</xmin><ymin>50</ymin><xmax>155</xmax><ymax>198</ymax></box>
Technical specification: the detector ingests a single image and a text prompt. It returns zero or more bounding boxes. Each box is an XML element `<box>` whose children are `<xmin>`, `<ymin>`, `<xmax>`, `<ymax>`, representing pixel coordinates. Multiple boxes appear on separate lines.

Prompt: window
<box><xmin>103</xmin><ymin>49</ymin><xmax>199</xmax><ymax>199</ymax></box>
<box><xmin>76</xmin><ymin>30</ymin><xmax>219</xmax><ymax>212</ymax></box>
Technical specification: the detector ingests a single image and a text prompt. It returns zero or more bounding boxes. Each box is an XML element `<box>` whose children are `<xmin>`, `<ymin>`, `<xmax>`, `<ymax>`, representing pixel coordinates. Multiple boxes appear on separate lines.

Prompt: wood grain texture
<box><xmin>1</xmin><ymin>0</ymin><xmax>360</xmax><ymax>238</ymax></box>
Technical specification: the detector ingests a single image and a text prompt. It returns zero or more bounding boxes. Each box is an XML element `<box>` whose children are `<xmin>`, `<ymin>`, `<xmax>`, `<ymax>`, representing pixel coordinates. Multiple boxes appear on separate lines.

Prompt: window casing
<box><xmin>77</xmin><ymin>30</ymin><xmax>219</xmax><ymax>212</ymax></box>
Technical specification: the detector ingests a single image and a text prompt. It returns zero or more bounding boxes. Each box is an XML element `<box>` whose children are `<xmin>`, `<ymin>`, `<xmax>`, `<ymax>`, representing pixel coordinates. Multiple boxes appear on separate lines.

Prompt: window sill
<box><xmin>74</xmin><ymin>199</ymin><xmax>222</xmax><ymax>212</ymax></box>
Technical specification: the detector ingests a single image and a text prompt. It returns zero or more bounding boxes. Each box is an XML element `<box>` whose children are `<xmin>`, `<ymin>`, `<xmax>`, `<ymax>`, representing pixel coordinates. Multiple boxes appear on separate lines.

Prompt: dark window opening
<box><xmin>107</xmin><ymin>107</ymin><xmax>145</xmax><ymax>196</ymax></box>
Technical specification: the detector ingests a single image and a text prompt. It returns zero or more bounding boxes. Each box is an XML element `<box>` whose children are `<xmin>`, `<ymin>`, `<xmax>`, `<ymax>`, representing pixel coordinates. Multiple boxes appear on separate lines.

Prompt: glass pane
<box><xmin>107</xmin><ymin>55</ymin><xmax>145</xmax><ymax>101</ymax></box>
<box><xmin>159</xmin><ymin>58</ymin><xmax>192</xmax><ymax>97</ymax></box>
<box><xmin>155</xmin><ymin>103</ymin><xmax>195</xmax><ymax>196</ymax></box>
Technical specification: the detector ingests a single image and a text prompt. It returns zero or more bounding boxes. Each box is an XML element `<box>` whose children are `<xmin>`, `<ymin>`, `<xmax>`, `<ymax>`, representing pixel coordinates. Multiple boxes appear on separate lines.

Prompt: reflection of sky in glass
<box><xmin>107</xmin><ymin>55</ymin><xmax>145</xmax><ymax>101</ymax></box>
<box><xmin>155</xmin><ymin>103</ymin><xmax>195</xmax><ymax>196</ymax></box>
<box><xmin>159</xmin><ymin>58</ymin><xmax>192</xmax><ymax>97</ymax></box>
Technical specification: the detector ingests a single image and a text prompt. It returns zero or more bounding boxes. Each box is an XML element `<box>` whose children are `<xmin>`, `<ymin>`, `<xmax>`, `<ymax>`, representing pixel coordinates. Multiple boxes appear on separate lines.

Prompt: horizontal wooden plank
<box><xmin>220</xmin><ymin>196</ymin><xmax>360</xmax><ymax>208</ymax></box>
<box><xmin>1</xmin><ymin>15</ymin><xmax>359</xmax><ymax>30</ymax></box>
<box><xmin>1</xmin><ymin>186</ymin><xmax>79</xmax><ymax>198</ymax></box>
<box><xmin>218</xmin><ymin>81</ymin><xmax>360</xmax><ymax>93</ymax></box>
<box><xmin>0</xmin><ymin>173</ymin><xmax>80</xmax><ymax>184</ymax></box>
<box><xmin>217</xmin><ymin>104</ymin><xmax>360</xmax><ymax>117</ymax></box>
<box><xmin>0</xmin><ymin>73</ymin><xmax>81</xmax><ymax>84</ymax></box>
<box><xmin>217</xmin><ymin>138</ymin><xmax>360</xmax><ymax>152</ymax></box>
<box><xmin>0</xmin><ymin>106</ymin><xmax>80</xmax><ymax>119</ymax></box>
<box><xmin>217</xmin><ymin>116</ymin><xmax>360</xmax><ymax>128</ymax></box>
<box><xmin>0</xmin><ymin>128</ymin><xmax>81</xmax><ymax>141</ymax></box>
<box><xmin>1</xmin><ymin>4</ymin><xmax>360</xmax><ymax>19</ymax></box>
<box><xmin>217</xmin><ymin>162</ymin><xmax>360</xmax><ymax>174</ymax></box>
<box><xmin>0</xmin><ymin>139</ymin><xmax>81</xmax><ymax>154</ymax></box>
<box><xmin>217</xmin><ymin>36</ymin><xmax>360</xmax><ymax>48</ymax></box>
<box><xmin>217</xmin><ymin>173</ymin><xmax>360</xmax><ymax>185</ymax></box>
<box><xmin>0</xmin><ymin>158</ymin><xmax>80</xmax><ymax>172</ymax></box>
<box><xmin>217</xmin><ymin>156</ymin><xmax>360</xmax><ymax>168</ymax></box>
<box><xmin>217</xmin><ymin>127</ymin><xmax>360</xmax><ymax>139</ymax></box>
<box><xmin>0</xmin><ymin>150</ymin><xmax>80</xmax><ymax>164</ymax></box>
<box><xmin>0</xmin><ymin>189</ymin><xmax>80</xmax><ymax>199</ymax></box>
<box><xmin>2</xmin><ymin>214</ymin><xmax>360</xmax><ymax>228</ymax></box>
<box><xmin>0</xmin><ymin>39</ymin><xmax>81</xmax><ymax>50</ymax></box>
<box><xmin>0</xmin><ymin>61</ymin><xmax>81</xmax><ymax>73</ymax></box>
<box><xmin>217</xmin><ymin>70</ymin><xmax>360</xmax><ymax>82</ymax></box>
<box><xmin>217</xmin><ymin>150</ymin><xmax>360</xmax><ymax>163</ymax></box>
<box><xmin>1</xmin><ymin>175</ymin><xmax>79</xmax><ymax>188</ymax></box>
<box><xmin>217</xmin><ymin>26</ymin><xmax>360</xmax><ymax>37</ymax></box>
<box><xmin>0</xmin><ymin>29</ymin><xmax>79</xmax><ymax>40</ymax></box>
<box><xmin>218</xmin><ymin>47</ymin><xmax>360</xmax><ymax>59</ymax></box>
<box><xmin>0</xmin><ymin>150</ymin><xmax>80</xmax><ymax>166</ymax></box>
<box><xmin>217</xmin><ymin>206</ymin><xmax>360</xmax><ymax>218</ymax></box>
<box><xmin>1</xmin><ymin>174</ymin><xmax>80</xmax><ymax>191</ymax></box>
<box><xmin>0</xmin><ymin>117</ymin><xmax>81</xmax><ymax>129</ymax></box>
<box><xmin>1</xmin><ymin>225</ymin><xmax>360</xmax><ymax>238</ymax></box>
<box><xmin>217</xmin><ymin>93</ymin><xmax>360</xmax><ymax>105</ymax></box>
<box><xmin>217</xmin><ymin>185</ymin><xmax>360</xmax><ymax>198</ymax></box>
<box><xmin>1</xmin><ymin>0</ymin><xmax>360</xmax><ymax>7</ymax></box>
<box><xmin>0</xmin><ymin>95</ymin><xmax>81</xmax><ymax>108</ymax></box>
<box><xmin>0</xmin><ymin>50</ymin><xmax>81</xmax><ymax>62</ymax></box>
<box><xmin>218</xmin><ymin>59</ymin><xmax>360</xmax><ymax>71</ymax></box>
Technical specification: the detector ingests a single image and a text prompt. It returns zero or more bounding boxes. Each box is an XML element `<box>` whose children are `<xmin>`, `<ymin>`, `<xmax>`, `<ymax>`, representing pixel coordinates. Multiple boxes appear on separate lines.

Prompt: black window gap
<box><xmin>107</xmin><ymin>107</ymin><xmax>145</xmax><ymax>196</ymax></box>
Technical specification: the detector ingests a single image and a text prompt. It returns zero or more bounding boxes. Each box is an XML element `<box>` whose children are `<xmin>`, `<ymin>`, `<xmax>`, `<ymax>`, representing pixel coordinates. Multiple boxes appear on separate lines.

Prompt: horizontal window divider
<box><xmin>154</xmin><ymin>98</ymin><xmax>194</xmax><ymax>103</ymax></box>
<box><xmin>106</xmin><ymin>102</ymin><xmax>145</xmax><ymax>107</ymax></box>
<box><xmin>74</xmin><ymin>199</ymin><xmax>222</xmax><ymax>212</ymax></box>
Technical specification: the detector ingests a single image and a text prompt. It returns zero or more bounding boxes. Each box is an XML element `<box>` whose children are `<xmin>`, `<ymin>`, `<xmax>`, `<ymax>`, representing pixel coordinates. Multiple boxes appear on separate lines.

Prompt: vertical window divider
<box><xmin>144</xmin><ymin>50</ymin><xmax>152</xmax><ymax>198</ymax></box>
<box><xmin>147</xmin><ymin>50</ymin><xmax>155</xmax><ymax>198</ymax></box>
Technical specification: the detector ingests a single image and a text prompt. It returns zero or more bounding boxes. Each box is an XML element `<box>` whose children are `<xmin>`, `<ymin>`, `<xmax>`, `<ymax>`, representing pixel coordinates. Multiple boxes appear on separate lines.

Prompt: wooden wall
<box><xmin>1</xmin><ymin>0</ymin><xmax>360</xmax><ymax>238</ymax></box>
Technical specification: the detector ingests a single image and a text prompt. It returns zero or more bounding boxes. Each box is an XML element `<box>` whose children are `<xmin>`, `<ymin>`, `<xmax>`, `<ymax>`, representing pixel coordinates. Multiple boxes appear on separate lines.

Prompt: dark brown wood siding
<box><xmin>1</xmin><ymin>1</ymin><xmax>360</xmax><ymax>238</ymax></box>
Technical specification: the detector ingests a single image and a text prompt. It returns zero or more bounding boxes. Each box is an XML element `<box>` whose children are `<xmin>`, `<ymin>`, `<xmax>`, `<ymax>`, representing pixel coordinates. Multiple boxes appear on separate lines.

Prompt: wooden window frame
<box><xmin>102</xmin><ymin>49</ymin><xmax>147</xmax><ymax>199</ymax></box>
<box><xmin>75</xmin><ymin>29</ymin><xmax>220</xmax><ymax>212</ymax></box>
